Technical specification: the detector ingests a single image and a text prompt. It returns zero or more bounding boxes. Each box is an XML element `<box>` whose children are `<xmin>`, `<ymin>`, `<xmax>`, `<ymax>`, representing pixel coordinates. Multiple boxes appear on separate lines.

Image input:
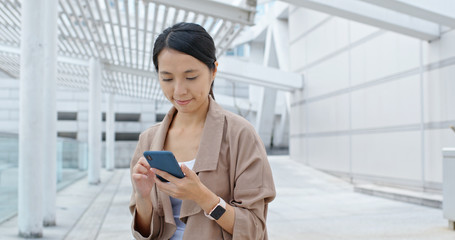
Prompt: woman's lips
<box><xmin>175</xmin><ymin>99</ymin><xmax>191</xmax><ymax>105</ymax></box>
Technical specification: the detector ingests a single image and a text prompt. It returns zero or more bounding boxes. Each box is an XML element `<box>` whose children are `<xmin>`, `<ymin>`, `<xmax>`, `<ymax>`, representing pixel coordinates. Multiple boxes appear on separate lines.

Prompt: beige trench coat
<box><xmin>129</xmin><ymin>98</ymin><xmax>276</xmax><ymax>240</ymax></box>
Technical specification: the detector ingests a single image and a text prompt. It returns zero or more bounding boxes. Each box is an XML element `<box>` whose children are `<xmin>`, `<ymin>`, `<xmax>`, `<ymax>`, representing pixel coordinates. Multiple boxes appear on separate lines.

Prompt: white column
<box><xmin>255</xmin><ymin>87</ymin><xmax>277</xmax><ymax>147</ymax></box>
<box><xmin>88</xmin><ymin>59</ymin><xmax>102</xmax><ymax>184</ymax></box>
<box><xmin>106</xmin><ymin>93</ymin><xmax>115</xmax><ymax>171</ymax></box>
<box><xmin>18</xmin><ymin>0</ymin><xmax>45</xmax><ymax>237</ymax></box>
<box><xmin>274</xmin><ymin>93</ymin><xmax>290</xmax><ymax>147</ymax></box>
<box><xmin>42</xmin><ymin>0</ymin><xmax>58</xmax><ymax>227</ymax></box>
<box><xmin>272</xmin><ymin>19</ymin><xmax>291</xmax><ymax>148</ymax></box>
<box><xmin>255</xmin><ymin>26</ymin><xmax>277</xmax><ymax>148</ymax></box>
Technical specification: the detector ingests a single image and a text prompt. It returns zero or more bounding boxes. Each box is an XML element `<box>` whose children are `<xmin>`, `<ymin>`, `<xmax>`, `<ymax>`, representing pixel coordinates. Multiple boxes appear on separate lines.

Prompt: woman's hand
<box><xmin>131</xmin><ymin>157</ymin><xmax>155</xmax><ymax>237</ymax></box>
<box><xmin>131</xmin><ymin>157</ymin><xmax>156</xmax><ymax>199</ymax></box>
<box><xmin>154</xmin><ymin>164</ymin><xmax>235</xmax><ymax>234</ymax></box>
<box><xmin>153</xmin><ymin>164</ymin><xmax>206</xmax><ymax>201</ymax></box>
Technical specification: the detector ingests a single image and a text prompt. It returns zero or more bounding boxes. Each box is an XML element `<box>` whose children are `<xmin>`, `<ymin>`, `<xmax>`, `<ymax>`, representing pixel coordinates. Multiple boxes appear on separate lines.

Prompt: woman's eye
<box><xmin>186</xmin><ymin>76</ymin><xmax>197</xmax><ymax>80</ymax></box>
<box><xmin>162</xmin><ymin>78</ymin><xmax>173</xmax><ymax>81</ymax></box>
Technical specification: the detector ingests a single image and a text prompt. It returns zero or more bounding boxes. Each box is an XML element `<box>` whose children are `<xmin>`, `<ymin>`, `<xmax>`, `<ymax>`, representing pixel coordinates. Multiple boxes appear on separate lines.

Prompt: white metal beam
<box><xmin>232</xmin><ymin>1</ymin><xmax>288</xmax><ymax>46</ymax></box>
<box><xmin>217</xmin><ymin>56</ymin><xmax>303</xmax><ymax>92</ymax></box>
<box><xmin>359</xmin><ymin>0</ymin><xmax>455</xmax><ymax>28</ymax></box>
<box><xmin>149</xmin><ymin>0</ymin><xmax>256</xmax><ymax>25</ymax></box>
<box><xmin>281</xmin><ymin>0</ymin><xmax>441</xmax><ymax>41</ymax></box>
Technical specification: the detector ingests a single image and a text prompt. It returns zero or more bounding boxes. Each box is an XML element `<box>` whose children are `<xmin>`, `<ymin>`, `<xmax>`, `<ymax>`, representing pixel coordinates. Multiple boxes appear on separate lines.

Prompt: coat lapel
<box><xmin>149</xmin><ymin>107</ymin><xmax>176</xmax><ymax>151</ymax></box>
<box><xmin>149</xmin><ymin>107</ymin><xmax>177</xmax><ymax>225</ymax></box>
<box><xmin>181</xmin><ymin>98</ymin><xmax>226</xmax><ymax>220</ymax></box>
<box><xmin>192</xmin><ymin>97</ymin><xmax>225</xmax><ymax>173</ymax></box>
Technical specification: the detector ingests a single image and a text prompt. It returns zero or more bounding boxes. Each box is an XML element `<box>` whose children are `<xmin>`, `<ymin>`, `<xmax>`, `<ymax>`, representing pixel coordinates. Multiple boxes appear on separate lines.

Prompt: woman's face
<box><xmin>157</xmin><ymin>48</ymin><xmax>217</xmax><ymax>114</ymax></box>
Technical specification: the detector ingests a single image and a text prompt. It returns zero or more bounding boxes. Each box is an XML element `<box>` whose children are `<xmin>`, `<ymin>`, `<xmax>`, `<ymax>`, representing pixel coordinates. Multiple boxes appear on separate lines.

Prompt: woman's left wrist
<box><xmin>195</xmin><ymin>184</ymin><xmax>219</xmax><ymax>213</ymax></box>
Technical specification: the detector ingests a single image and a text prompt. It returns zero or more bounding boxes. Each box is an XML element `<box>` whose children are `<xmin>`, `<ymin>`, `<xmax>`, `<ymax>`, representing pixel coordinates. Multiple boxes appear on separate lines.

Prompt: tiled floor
<box><xmin>0</xmin><ymin>156</ymin><xmax>454</xmax><ymax>239</ymax></box>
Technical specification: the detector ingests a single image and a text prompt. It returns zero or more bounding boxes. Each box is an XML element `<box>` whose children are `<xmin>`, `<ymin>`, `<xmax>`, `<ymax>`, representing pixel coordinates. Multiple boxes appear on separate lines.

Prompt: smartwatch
<box><xmin>204</xmin><ymin>197</ymin><xmax>226</xmax><ymax>220</ymax></box>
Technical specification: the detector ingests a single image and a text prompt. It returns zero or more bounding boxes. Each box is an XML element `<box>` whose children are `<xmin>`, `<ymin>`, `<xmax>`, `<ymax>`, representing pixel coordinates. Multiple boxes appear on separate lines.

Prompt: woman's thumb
<box><xmin>181</xmin><ymin>164</ymin><xmax>193</xmax><ymax>177</ymax></box>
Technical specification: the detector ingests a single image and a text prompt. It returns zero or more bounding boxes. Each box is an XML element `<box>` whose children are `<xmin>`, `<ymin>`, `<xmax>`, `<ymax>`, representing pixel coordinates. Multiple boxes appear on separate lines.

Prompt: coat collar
<box><xmin>149</xmin><ymin>96</ymin><xmax>225</xmax><ymax>173</ymax></box>
<box><xmin>150</xmin><ymin>97</ymin><xmax>226</xmax><ymax>225</ymax></box>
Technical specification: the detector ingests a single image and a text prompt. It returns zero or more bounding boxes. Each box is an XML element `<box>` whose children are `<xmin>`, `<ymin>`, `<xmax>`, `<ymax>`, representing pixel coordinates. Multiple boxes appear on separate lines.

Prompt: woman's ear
<box><xmin>211</xmin><ymin>61</ymin><xmax>218</xmax><ymax>83</ymax></box>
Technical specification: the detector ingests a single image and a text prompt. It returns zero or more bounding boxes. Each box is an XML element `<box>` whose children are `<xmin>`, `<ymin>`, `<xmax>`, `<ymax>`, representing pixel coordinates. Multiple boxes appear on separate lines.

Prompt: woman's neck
<box><xmin>172</xmin><ymin>97</ymin><xmax>209</xmax><ymax>130</ymax></box>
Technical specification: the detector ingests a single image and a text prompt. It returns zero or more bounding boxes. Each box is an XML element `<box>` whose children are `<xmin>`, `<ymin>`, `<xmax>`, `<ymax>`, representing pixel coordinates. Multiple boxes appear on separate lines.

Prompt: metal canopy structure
<box><xmin>0</xmin><ymin>0</ymin><xmax>256</xmax><ymax>101</ymax></box>
<box><xmin>282</xmin><ymin>0</ymin><xmax>455</xmax><ymax>41</ymax></box>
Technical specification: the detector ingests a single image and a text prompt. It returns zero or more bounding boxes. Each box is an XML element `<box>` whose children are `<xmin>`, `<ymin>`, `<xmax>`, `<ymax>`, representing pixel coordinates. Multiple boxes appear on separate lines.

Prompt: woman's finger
<box><xmin>137</xmin><ymin>157</ymin><xmax>151</xmax><ymax>168</ymax></box>
<box><xmin>181</xmin><ymin>164</ymin><xmax>194</xmax><ymax>177</ymax></box>
<box><xmin>152</xmin><ymin>168</ymin><xmax>179</xmax><ymax>183</ymax></box>
<box><xmin>154</xmin><ymin>175</ymin><xmax>176</xmax><ymax>193</ymax></box>
<box><xmin>131</xmin><ymin>173</ymin><xmax>148</xmax><ymax>181</ymax></box>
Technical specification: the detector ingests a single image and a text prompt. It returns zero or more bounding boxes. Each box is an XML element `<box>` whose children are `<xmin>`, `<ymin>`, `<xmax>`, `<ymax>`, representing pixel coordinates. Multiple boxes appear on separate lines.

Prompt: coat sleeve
<box><xmin>224</xmin><ymin>126</ymin><xmax>276</xmax><ymax>240</ymax></box>
<box><xmin>129</xmin><ymin>130</ymin><xmax>166</xmax><ymax>240</ymax></box>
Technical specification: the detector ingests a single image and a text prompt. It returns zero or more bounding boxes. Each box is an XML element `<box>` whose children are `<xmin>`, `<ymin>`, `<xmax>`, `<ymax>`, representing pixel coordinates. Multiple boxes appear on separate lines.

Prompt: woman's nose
<box><xmin>174</xmin><ymin>80</ymin><xmax>187</xmax><ymax>95</ymax></box>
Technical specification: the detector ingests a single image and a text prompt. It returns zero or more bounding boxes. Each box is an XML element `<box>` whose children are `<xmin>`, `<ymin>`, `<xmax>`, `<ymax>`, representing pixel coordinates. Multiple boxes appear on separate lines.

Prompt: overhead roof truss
<box><xmin>0</xmin><ymin>0</ymin><xmax>256</xmax><ymax>101</ymax></box>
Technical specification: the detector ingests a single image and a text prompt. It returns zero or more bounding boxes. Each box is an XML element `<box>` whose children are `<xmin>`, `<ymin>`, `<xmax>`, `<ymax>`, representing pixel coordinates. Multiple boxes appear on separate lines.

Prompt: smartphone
<box><xmin>143</xmin><ymin>151</ymin><xmax>185</xmax><ymax>182</ymax></box>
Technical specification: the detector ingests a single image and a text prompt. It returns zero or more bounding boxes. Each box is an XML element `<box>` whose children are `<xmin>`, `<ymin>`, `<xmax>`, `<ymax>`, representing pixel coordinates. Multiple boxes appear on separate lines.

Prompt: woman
<box><xmin>129</xmin><ymin>22</ymin><xmax>276</xmax><ymax>240</ymax></box>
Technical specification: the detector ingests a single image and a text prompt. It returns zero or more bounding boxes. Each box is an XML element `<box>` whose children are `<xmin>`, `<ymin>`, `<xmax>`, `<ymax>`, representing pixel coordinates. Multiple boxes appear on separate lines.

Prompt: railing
<box><xmin>0</xmin><ymin>132</ymin><xmax>88</xmax><ymax>223</ymax></box>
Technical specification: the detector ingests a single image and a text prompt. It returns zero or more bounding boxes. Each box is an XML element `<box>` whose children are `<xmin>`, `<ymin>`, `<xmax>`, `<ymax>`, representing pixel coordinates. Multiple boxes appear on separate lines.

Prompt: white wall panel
<box><xmin>427</xmin><ymin>29</ymin><xmax>455</xmax><ymax>63</ymax></box>
<box><xmin>76</xmin><ymin>101</ymin><xmax>89</xmax><ymax>111</ymax></box>
<box><xmin>0</xmin><ymin>110</ymin><xmax>9</xmax><ymax>120</ymax></box>
<box><xmin>116</xmin><ymin>103</ymin><xmax>144</xmax><ymax>112</ymax></box>
<box><xmin>56</xmin><ymin>121</ymin><xmax>77</xmax><ymax>132</ymax></box>
<box><xmin>290</xmin><ymin>104</ymin><xmax>304</xmax><ymax>135</ymax></box>
<box><xmin>56</xmin><ymin>101</ymin><xmax>78</xmax><ymax>111</ymax></box>
<box><xmin>307</xmin><ymin>94</ymin><xmax>349</xmax><ymax>133</ymax></box>
<box><xmin>290</xmin><ymin>37</ymin><xmax>307</xmax><ymax>72</ymax></box>
<box><xmin>77</xmin><ymin>121</ymin><xmax>88</xmax><ymax>132</ymax></box>
<box><xmin>0</xmin><ymin>121</ymin><xmax>18</xmax><ymax>132</ymax></box>
<box><xmin>307</xmin><ymin>135</ymin><xmax>350</xmax><ymax>172</ymax></box>
<box><xmin>0</xmin><ymin>89</ymin><xmax>10</xmax><ymax>98</ymax></box>
<box><xmin>349</xmin><ymin>21</ymin><xmax>379</xmax><ymax>43</ymax></box>
<box><xmin>351</xmin><ymin>131</ymin><xmax>421</xmax><ymax>181</ymax></box>
<box><xmin>305</xmin><ymin>52</ymin><xmax>350</xmax><ymax>98</ymax></box>
<box><xmin>351</xmin><ymin>75</ymin><xmax>420</xmax><ymax>129</ymax></box>
<box><xmin>350</xmin><ymin>32</ymin><xmax>420</xmax><ymax>86</ymax></box>
<box><xmin>56</xmin><ymin>91</ymin><xmax>75</xmax><ymax>100</ymax></box>
<box><xmin>9</xmin><ymin>110</ymin><xmax>18</xmax><ymax>120</ymax></box>
<box><xmin>305</xmin><ymin>17</ymin><xmax>349</xmax><ymax>65</ymax></box>
<box><xmin>115</xmin><ymin>122</ymin><xmax>143</xmax><ymax>132</ymax></box>
<box><xmin>288</xmin><ymin>7</ymin><xmax>329</xmax><ymax>42</ymax></box>
<box><xmin>424</xmin><ymin>65</ymin><xmax>455</xmax><ymax>123</ymax></box>
<box><xmin>0</xmin><ymin>78</ymin><xmax>18</xmax><ymax>88</ymax></box>
<box><xmin>425</xmin><ymin>129</ymin><xmax>455</xmax><ymax>184</ymax></box>
<box><xmin>288</xmin><ymin>5</ymin><xmax>454</xmax><ymax>190</ymax></box>
<box><xmin>290</xmin><ymin>89</ymin><xmax>304</xmax><ymax>105</ymax></box>
<box><xmin>0</xmin><ymin>99</ymin><xmax>18</xmax><ymax>110</ymax></box>
<box><xmin>10</xmin><ymin>89</ymin><xmax>18</xmax><ymax>98</ymax></box>
<box><xmin>289</xmin><ymin>137</ymin><xmax>301</xmax><ymax>161</ymax></box>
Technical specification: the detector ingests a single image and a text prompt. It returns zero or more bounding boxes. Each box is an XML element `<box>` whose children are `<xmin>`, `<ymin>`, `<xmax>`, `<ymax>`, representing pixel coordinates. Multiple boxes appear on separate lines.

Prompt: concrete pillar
<box><xmin>42</xmin><ymin>0</ymin><xmax>58</xmax><ymax>227</ymax></box>
<box><xmin>18</xmin><ymin>0</ymin><xmax>45</xmax><ymax>237</ymax></box>
<box><xmin>105</xmin><ymin>94</ymin><xmax>115</xmax><ymax>171</ymax></box>
<box><xmin>88</xmin><ymin>59</ymin><xmax>102</xmax><ymax>184</ymax></box>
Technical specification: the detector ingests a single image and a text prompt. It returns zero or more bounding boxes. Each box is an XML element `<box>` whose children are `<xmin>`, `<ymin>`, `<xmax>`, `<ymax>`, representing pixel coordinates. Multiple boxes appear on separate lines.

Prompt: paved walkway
<box><xmin>0</xmin><ymin>156</ymin><xmax>454</xmax><ymax>239</ymax></box>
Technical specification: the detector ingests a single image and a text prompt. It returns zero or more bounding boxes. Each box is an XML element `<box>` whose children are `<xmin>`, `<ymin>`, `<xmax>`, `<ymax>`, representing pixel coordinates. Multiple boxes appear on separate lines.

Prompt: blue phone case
<box><xmin>143</xmin><ymin>151</ymin><xmax>185</xmax><ymax>182</ymax></box>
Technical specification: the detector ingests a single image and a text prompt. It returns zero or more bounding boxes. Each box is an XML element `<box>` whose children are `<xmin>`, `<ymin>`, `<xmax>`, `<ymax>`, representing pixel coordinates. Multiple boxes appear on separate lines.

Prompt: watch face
<box><xmin>210</xmin><ymin>205</ymin><xmax>226</xmax><ymax>220</ymax></box>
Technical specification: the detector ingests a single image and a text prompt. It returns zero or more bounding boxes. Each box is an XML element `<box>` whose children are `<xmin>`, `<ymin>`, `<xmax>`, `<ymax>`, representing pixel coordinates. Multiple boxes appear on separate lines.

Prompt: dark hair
<box><xmin>152</xmin><ymin>22</ymin><xmax>217</xmax><ymax>100</ymax></box>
